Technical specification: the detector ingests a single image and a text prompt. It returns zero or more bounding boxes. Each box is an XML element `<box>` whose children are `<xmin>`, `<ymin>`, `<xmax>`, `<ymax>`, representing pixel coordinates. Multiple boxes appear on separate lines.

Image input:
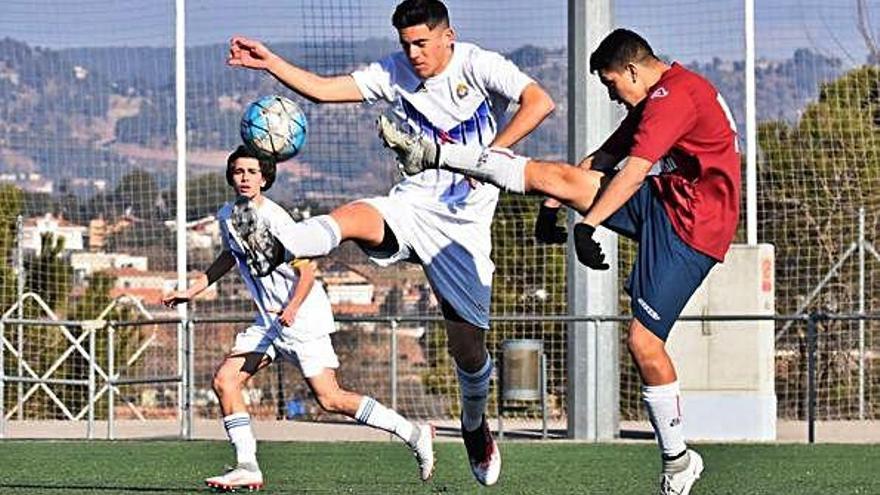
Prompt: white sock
<box><xmin>278</xmin><ymin>214</ymin><xmax>341</xmax><ymax>258</ymax></box>
<box><xmin>643</xmin><ymin>381</ymin><xmax>687</xmax><ymax>460</ymax></box>
<box><xmin>223</xmin><ymin>412</ymin><xmax>258</xmax><ymax>467</ymax></box>
<box><xmin>440</xmin><ymin>145</ymin><xmax>528</xmax><ymax>193</ymax></box>
<box><xmin>355</xmin><ymin>396</ymin><xmax>419</xmax><ymax>446</ymax></box>
<box><xmin>457</xmin><ymin>356</ymin><xmax>493</xmax><ymax>432</ymax></box>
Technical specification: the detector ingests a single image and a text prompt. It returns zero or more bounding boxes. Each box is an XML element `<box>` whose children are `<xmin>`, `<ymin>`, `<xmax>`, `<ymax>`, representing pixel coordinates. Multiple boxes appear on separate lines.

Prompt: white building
<box><xmin>22</xmin><ymin>214</ymin><xmax>86</xmax><ymax>253</ymax></box>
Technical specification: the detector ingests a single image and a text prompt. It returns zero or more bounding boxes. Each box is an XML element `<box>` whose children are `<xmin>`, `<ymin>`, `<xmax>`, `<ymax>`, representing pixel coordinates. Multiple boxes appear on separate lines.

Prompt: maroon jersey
<box><xmin>600</xmin><ymin>63</ymin><xmax>741</xmax><ymax>261</ymax></box>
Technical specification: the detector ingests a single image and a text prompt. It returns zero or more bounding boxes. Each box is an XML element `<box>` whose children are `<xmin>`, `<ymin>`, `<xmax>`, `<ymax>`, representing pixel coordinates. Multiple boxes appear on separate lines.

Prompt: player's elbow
<box><xmin>524</xmin><ymin>84</ymin><xmax>555</xmax><ymax>119</ymax></box>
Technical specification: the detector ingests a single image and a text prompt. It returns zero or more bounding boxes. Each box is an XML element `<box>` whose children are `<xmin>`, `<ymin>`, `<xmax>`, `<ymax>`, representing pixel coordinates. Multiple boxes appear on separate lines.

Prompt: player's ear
<box><xmin>626</xmin><ymin>63</ymin><xmax>638</xmax><ymax>84</ymax></box>
<box><xmin>443</xmin><ymin>26</ymin><xmax>455</xmax><ymax>45</ymax></box>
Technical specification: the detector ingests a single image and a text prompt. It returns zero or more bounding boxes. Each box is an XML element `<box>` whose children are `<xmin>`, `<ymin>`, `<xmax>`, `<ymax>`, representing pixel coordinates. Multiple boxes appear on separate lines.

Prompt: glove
<box><xmin>376</xmin><ymin>115</ymin><xmax>438</xmax><ymax>175</ymax></box>
<box><xmin>573</xmin><ymin>223</ymin><xmax>609</xmax><ymax>270</ymax></box>
<box><xmin>534</xmin><ymin>204</ymin><xmax>567</xmax><ymax>244</ymax></box>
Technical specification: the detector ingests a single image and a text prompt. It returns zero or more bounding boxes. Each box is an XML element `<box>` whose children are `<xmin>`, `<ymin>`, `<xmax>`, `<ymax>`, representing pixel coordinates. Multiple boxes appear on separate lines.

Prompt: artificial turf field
<box><xmin>0</xmin><ymin>440</ymin><xmax>877</xmax><ymax>494</ymax></box>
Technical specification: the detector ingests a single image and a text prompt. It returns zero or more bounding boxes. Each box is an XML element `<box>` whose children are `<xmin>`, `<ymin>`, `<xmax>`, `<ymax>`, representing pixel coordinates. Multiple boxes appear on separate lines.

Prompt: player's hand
<box><xmin>228</xmin><ymin>36</ymin><xmax>278</xmax><ymax>70</ymax></box>
<box><xmin>573</xmin><ymin>223</ymin><xmax>609</xmax><ymax>270</ymax></box>
<box><xmin>278</xmin><ymin>306</ymin><xmax>298</xmax><ymax>327</ymax></box>
<box><xmin>377</xmin><ymin>115</ymin><xmax>438</xmax><ymax>175</ymax></box>
<box><xmin>534</xmin><ymin>203</ymin><xmax>567</xmax><ymax>244</ymax></box>
<box><xmin>162</xmin><ymin>292</ymin><xmax>190</xmax><ymax>308</ymax></box>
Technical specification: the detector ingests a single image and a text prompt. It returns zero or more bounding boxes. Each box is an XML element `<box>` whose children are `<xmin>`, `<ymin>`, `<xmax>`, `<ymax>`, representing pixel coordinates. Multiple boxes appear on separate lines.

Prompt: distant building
<box><xmin>106</xmin><ymin>268</ymin><xmax>213</xmax><ymax>306</ymax></box>
<box><xmin>320</xmin><ymin>262</ymin><xmax>374</xmax><ymax>306</ymax></box>
<box><xmin>22</xmin><ymin>214</ymin><xmax>86</xmax><ymax>253</ymax></box>
<box><xmin>163</xmin><ymin>215</ymin><xmax>221</xmax><ymax>251</ymax></box>
<box><xmin>70</xmin><ymin>251</ymin><xmax>149</xmax><ymax>284</ymax></box>
<box><xmin>0</xmin><ymin>172</ymin><xmax>53</xmax><ymax>194</ymax></box>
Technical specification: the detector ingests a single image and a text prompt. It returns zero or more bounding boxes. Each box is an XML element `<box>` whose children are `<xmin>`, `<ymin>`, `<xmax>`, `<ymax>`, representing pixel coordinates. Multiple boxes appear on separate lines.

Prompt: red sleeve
<box><xmin>629</xmin><ymin>88</ymin><xmax>697</xmax><ymax>163</ymax></box>
<box><xmin>598</xmin><ymin>108</ymin><xmax>641</xmax><ymax>158</ymax></box>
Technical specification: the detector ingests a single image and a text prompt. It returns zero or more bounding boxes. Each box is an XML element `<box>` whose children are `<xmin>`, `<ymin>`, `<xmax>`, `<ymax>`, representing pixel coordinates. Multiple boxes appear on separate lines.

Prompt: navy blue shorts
<box><xmin>603</xmin><ymin>183</ymin><xmax>716</xmax><ymax>340</ymax></box>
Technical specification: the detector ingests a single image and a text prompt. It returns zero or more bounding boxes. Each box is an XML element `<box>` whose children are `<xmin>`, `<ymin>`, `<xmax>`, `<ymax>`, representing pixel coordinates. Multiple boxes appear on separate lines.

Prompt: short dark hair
<box><xmin>226</xmin><ymin>145</ymin><xmax>277</xmax><ymax>191</ymax></box>
<box><xmin>589</xmin><ymin>28</ymin><xmax>656</xmax><ymax>74</ymax></box>
<box><xmin>392</xmin><ymin>0</ymin><xmax>449</xmax><ymax>30</ymax></box>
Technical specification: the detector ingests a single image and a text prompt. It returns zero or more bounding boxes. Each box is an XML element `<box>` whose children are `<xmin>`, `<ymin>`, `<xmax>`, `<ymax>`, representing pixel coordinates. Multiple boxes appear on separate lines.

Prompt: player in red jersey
<box><xmin>380</xmin><ymin>28</ymin><xmax>741</xmax><ymax>495</ymax></box>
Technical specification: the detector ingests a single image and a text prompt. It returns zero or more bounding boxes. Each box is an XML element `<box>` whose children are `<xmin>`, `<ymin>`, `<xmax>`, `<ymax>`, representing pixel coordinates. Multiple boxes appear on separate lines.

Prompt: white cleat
<box><xmin>462</xmin><ymin>416</ymin><xmax>502</xmax><ymax>486</ymax></box>
<box><xmin>376</xmin><ymin>114</ymin><xmax>438</xmax><ymax>175</ymax></box>
<box><xmin>660</xmin><ymin>449</ymin><xmax>704</xmax><ymax>495</ymax></box>
<box><xmin>412</xmin><ymin>423</ymin><xmax>436</xmax><ymax>481</ymax></box>
<box><xmin>205</xmin><ymin>465</ymin><xmax>264</xmax><ymax>492</ymax></box>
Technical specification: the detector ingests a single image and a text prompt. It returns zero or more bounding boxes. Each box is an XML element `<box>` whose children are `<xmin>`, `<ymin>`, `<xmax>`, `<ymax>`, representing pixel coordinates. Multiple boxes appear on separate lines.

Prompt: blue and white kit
<box><xmin>351</xmin><ymin>42</ymin><xmax>534</xmax><ymax>328</ymax></box>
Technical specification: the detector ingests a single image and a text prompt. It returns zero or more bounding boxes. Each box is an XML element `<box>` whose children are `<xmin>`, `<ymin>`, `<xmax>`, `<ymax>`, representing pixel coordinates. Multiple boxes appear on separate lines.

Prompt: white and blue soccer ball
<box><xmin>240</xmin><ymin>95</ymin><xmax>307</xmax><ymax>162</ymax></box>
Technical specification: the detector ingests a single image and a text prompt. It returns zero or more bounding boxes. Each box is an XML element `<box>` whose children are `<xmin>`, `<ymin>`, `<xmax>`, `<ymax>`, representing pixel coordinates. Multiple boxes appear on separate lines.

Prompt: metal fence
<box><xmin>3</xmin><ymin>312</ymin><xmax>877</xmax><ymax>443</ymax></box>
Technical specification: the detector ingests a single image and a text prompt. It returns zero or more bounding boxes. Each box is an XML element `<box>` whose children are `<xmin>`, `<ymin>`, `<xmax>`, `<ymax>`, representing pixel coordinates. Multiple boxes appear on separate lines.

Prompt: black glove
<box><xmin>534</xmin><ymin>204</ymin><xmax>568</xmax><ymax>244</ymax></box>
<box><xmin>573</xmin><ymin>223</ymin><xmax>609</xmax><ymax>270</ymax></box>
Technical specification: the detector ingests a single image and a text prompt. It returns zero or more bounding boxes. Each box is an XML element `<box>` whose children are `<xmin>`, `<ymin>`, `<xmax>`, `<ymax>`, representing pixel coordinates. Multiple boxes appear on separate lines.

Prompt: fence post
<box><xmin>390</xmin><ymin>319</ymin><xmax>398</xmax><ymax>412</ymax></box>
<box><xmin>87</xmin><ymin>326</ymin><xmax>96</xmax><ymax>440</ymax></box>
<box><xmin>107</xmin><ymin>324</ymin><xmax>115</xmax><ymax>440</ymax></box>
<box><xmin>807</xmin><ymin>313</ymin><xmax>818</xmax><ymax>444</ymax></box>
<box><xmin>0</xmin><ymin>321</ymin><xmax>5</xmax><ymax>439</ymax></box>
<box><xmin>186</xmin><ymin>319</ymin><xmax>195</xmax><ymax>440</ymax></box>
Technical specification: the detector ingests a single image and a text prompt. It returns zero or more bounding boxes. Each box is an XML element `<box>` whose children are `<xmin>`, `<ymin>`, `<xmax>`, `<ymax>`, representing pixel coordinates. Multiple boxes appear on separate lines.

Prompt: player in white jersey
<box><xmin>162</xmin><ymin>146</ymin><xmax>434</xmax><ymax>492</ymax></box>
<box><xmin>227</xmin><ymin>0</ymin><xmax>554</xmax><ymax>485</ymax></box>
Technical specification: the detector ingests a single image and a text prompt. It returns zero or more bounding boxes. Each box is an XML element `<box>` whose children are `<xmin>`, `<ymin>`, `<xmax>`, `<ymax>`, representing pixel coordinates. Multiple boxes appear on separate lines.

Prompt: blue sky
<box><xmin>2</xmin><ymin>0</ymin><xmax>878</xmax><ymax>64</ymax></box>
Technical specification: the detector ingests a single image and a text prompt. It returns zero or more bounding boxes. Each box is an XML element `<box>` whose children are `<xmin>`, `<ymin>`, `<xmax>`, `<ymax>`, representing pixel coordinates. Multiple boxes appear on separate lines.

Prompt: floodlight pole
<box><xmin>567</xmin><ymin>0</ymin><xmax>618</xmax><ymax>441</ymax></box>
<box><xmin>175</xmin><ymin>0</ymin><xmax>190</xmax><ymax>440</ymax></box>
<box><xmin>745</xmin><ymin>0</ymin><xmax>758</xmax><ymax>244</ymax></box>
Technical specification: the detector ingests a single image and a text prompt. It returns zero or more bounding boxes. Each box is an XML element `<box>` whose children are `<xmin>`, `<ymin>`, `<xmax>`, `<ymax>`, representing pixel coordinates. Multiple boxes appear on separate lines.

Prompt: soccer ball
<box><xmin>240</xmin><ymin>95</ymin><xmax>308</xmax><ymax>162</ymax></box>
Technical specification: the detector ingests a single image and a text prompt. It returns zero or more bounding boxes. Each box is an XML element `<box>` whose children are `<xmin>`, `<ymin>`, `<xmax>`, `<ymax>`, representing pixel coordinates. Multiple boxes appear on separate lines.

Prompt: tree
<box><xmin>113</xmin><ymin>169</ymin><xmax>161</xmax><ymax>220</ymax></box>
<box><xmin>24</xmin><ymin>233</ymin><xmax>72</xmax><ymax>315</ymax></box>
<box><xmin>0</xmin><ymin>185</ymin><xmax>24</xmax><ymax>310</ymax></box>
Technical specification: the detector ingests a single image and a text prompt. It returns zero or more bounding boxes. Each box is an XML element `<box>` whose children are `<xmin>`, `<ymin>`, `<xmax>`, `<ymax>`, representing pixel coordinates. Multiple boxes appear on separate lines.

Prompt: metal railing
<box><xmin>2</xmin><ymin>312</ymin><xmax>877</xmax><ymax>443</ymax></box>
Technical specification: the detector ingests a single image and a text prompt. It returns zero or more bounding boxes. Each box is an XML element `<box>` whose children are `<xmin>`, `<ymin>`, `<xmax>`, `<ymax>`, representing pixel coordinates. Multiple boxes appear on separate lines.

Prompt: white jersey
<box><xmin>352</xmin><ymin>41</ymin><xmax>534</xmax><ymax>225</ymax></box>
<box><xmin>218</xmin><ymin>197</ymin><xmax>335</xmax><ymax>341</ymax></box>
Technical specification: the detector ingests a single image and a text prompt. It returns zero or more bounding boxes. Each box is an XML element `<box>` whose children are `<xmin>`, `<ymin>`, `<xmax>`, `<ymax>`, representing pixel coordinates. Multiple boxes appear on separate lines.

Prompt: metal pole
<box><xmin>0</xmin><ymin>321</ymin><xmax>5</xmax><ymax>439</ymax></box>
<box><xmin>541</xmin><ymin>352</ymin><xmax>548</xmax><ymax>440</ymax></box>
<box><xmin>87</xmin><ymin>327</ymin><xmax>96</xmax><ymax>440</ymax></box>
<box><xmin>745</xmin><ymin>0</ymin><xmax>758</xmax><ymax>244</ymax></box>
<box><xmin>108</xmin><ymin>325</ymin><xmax>115</xmax><ymax>440</ymax></box>
<box><xmin>858</xmin><ymin>207</ymin><xmax>865</xmax><ymax>420</ymax></box>
<box><xmin>567</xmin><ymin>0</ymin><xmax>617</xmax><ymax>442</ymax></box>
<box><xmin>807</xmin><ymin>314</ymin><xmax>817</xmax><ymax>444</ymax></box>
<box><xmin>175</xmin><ymin>0</ymin><xmax>188</xmax><ymax>440</ymax></box>
<box><xmin>186</xmin><ymin>320</ymin><xmax>195</xmax><ymax>440</ymax></box>
<box><xmin>15</xmin><ymin>215</ymin><xmax>24</xmax><ymax>422</ymax></box>
<box><xmin>390</xmin><ymin>320</ymin><xmax>398</xmax><ymax>411</ymax></box>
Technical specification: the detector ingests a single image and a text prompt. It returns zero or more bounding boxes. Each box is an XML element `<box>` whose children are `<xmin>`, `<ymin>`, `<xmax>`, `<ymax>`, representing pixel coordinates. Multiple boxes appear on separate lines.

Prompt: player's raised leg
<box><xmin>305</xmin><ymin>368</ymin><xmax>435</xmax><ymax>481</ymax></box>
<box><xmin>444</xmin><ymin>311</ymin><xmax>501</xmax><ymax>486</ymax></box>
<box><xmin>377</xmin><ymin>115</ymin><xmax>604</xmax><ymax>213</ymax></box>
<box><xmin>205</xmin><ymin>353</ymin><xmax>271</xmax><ymax>492</ymax></box>
<box><xmin>271</xmin><ymin>200</ymin><xmax>391</xmax><ymax>260</ymax></box>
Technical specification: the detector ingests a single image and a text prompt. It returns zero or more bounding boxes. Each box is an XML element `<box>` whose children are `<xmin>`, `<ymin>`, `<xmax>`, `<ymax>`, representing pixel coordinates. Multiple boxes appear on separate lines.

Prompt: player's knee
<box><xmin>448</xmin><ymin>345</ymin><xmax>487</xmax><ymax>373</ymax></box>
<box><xmin>212</xmin><ymin>370</ymin><xmax>238</xmax><ymax>398</ymax></box>
<box><xmin>314</xmin><ymin>390</ymin><xmax>344</xmax><ymax>413</ymax></box>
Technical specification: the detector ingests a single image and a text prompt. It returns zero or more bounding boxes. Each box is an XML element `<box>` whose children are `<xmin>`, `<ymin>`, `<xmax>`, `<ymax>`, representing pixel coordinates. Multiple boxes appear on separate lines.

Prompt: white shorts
<box><xmin>231</xmin><ymin>324</ymin><xmax>339</xmax><ymax>378</ymax></box>
<box><xmin>357</xmin><ymin>196</ymin><xmax>494</xmax><ymax>329</ymax></box>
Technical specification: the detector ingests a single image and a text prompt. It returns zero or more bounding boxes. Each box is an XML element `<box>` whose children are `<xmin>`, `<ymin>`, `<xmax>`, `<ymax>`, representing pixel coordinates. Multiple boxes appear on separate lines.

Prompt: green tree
<box><xmin>114</xmin><ymin>169</ymin><xmax>161</xmax><ymax>219</ymax></box>
<box><xmin>758</xmin><ymin>66</ymin><xmax>880</xmax><ymax>418</ymax></box>
<box><xmin>0</xmin><ymin>185</ymin><xmax>24</xmax><ymax>310</ymax></box>
<box><xmin>24</xmin><ymin>233</ymin><xmax>72</xmax><ymax>316</ymax></box>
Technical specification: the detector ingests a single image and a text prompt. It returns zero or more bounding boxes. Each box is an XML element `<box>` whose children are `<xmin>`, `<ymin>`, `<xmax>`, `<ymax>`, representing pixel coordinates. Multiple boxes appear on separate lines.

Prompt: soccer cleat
<box><xmin>461</xmin><ymin>415</ymin><xmax>501</xmax><ymax>486</ymax></box>
<box><xmin>376</xmin><ymin>115</ymin><xmax>438</xmax><ymax>175</ymax></box>
<box><xmin>205</xmin><ymin>465</ymin><xmax>264</xmax><ymax>492</ymax></box>
<box><xmin>412</xmin><ymin>423</ymin><xmax>436</xmax><ymax>481</ymax></box>
<box><xmin>659</xmin><ymin>449</ymin><xmax>704</xmax><ymax>495</ymax></box>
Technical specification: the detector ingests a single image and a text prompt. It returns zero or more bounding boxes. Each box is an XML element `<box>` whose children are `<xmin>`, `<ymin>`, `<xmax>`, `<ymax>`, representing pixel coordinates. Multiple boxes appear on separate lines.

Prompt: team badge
<box><xmin>650</xmin><ymin>87</ymin><xmax>669</xmax><ymax>99</ymax></box>
<box><xmin>455</xmin><ymin>82</ymin><xmax>470</xmax><ymax>99</ymax></box>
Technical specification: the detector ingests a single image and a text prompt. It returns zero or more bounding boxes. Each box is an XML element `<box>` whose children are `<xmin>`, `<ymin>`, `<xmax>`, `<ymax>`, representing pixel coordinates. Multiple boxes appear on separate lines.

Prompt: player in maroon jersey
<box><xmin>380</xmin><ymin>28</ymin><xmax>741</xmax><ymax>495</ymax></box>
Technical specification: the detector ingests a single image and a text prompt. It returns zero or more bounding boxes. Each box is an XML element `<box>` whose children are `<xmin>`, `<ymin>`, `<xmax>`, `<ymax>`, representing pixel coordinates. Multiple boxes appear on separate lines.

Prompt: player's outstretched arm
<box><xmin>162</xmin><ymin>250</ymin><xmax>236</xmax><ymax>308</ymax></box>
<box><xmin>227</xmin><ymin>36</ymin><xmax>363</xmax><ymax>104</ymax></box>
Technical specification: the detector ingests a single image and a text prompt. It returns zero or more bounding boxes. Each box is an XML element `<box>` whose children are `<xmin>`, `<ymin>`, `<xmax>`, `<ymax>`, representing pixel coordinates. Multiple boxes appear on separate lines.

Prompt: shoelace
<box><xmin>659</xmin><ymin>474</ymin><xmax>681</xmax><ymax>495</ymax></box>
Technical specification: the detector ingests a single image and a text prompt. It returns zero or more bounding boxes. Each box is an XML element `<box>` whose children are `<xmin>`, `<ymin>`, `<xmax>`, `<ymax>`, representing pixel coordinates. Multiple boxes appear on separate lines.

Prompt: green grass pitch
<box><xmin>0</xmin><ymin>440</ymin><xmax>877</xmax><ymax>494</ymax></box>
